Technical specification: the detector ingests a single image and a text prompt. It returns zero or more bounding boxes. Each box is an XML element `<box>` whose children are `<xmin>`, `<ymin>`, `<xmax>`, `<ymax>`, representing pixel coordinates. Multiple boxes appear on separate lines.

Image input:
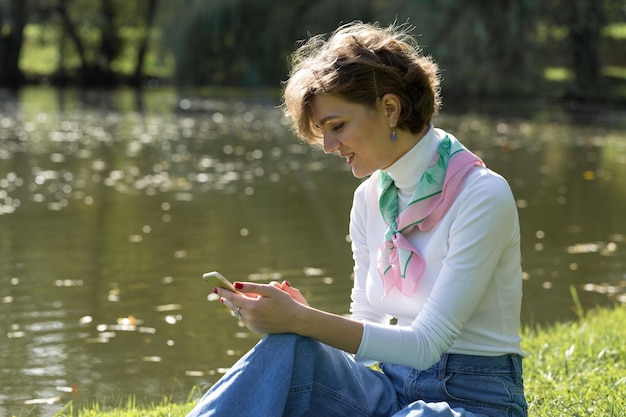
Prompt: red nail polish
<box><xmin>219</xmin><ymin>297</ymin><xmax>225</xmax><ymax>304</ymax></box>
<box><xmin>234</xmin><ymin>282</ymin><xmax>244</xmax><ymax>290</ymax></box>
<box><xmin>213</xmin><ymin>288</ymin><xmax>218</xmax><ymax>294</ymax></box>
<box><xmin>284</xmin><ymin>281</ymin><xmax>291</xmax><ymax>288</ymax></box>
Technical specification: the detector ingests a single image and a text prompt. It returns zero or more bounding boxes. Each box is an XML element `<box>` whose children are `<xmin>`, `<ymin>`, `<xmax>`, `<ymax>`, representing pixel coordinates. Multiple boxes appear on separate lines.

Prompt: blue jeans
<box><xmin>186</xmin><ymin>334</ymin><xmax>527</xmax><ymax>417</ymax></box>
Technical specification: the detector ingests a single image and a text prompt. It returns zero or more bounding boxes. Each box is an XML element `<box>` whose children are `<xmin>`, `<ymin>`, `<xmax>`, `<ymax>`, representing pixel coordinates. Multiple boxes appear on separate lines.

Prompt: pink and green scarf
<box><xmin>377</xmin><ymin>134</ymin><xmax>484</xmax><ymax>297</ymax></box>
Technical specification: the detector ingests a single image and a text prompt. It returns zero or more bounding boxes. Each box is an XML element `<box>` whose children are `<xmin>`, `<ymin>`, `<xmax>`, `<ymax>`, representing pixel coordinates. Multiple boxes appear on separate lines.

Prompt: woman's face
<box><xmin>310</xmin><ymin>94</ymin><xmax>402</xmax><ymax>178</ymax></box>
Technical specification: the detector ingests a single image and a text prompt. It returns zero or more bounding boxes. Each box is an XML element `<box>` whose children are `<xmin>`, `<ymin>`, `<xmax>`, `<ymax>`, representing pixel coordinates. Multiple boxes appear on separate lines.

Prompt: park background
<box><xmin>1</xmin><ymin>0</ymin><xmax>626</xmax><ymax>416</ymax></box>
<box><xmin>1</xmin><ymin>0</ymin><xmax>625</xmax><ymax>100</ymax></box>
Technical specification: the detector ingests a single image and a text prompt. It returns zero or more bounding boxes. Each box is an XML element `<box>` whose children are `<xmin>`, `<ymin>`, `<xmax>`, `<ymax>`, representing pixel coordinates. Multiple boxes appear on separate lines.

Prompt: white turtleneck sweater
<box><xmin>351</xmin><ymin>125</ymin><xmax>524</xmax><ymax>370</ymax></box>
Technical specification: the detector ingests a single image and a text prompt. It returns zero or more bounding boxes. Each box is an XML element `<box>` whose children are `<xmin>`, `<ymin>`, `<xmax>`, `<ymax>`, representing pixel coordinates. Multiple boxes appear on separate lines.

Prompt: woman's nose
<box><xmin>322</xmin><ymin>133</ymin><xmax>340</xmax><ymax>154</ymax></box>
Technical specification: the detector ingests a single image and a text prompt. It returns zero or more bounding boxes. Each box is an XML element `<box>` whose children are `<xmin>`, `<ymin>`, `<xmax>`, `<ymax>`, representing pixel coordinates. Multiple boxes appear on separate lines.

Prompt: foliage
<box><xmin>2</xmin><ymin>0</ymin><xmax>160</xmax><ymax>86</ymax></box>
<box><xmin>155</xmin><ymin>0</ymin><xmax>626</xmax><ymax>99</ymax></box>
<box><xmin>54</xmin><ymin>305</ymin><xmax>626</xmax><ymax>416</ymax></box>
<box><xmin>3</xmin><ymin>0</ymin><xmax>626</xmax><ymax>98</ymax></box>
<box><xmin>156</xmin><ymin>0</ymin><xmax>382</xmax><ymax>87</ymax></box>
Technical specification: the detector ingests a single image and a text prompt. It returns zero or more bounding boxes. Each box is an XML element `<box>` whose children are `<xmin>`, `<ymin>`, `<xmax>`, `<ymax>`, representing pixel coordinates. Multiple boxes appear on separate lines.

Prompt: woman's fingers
<box><xmin>218</xmin><ymin>295</ymin><xmax>242</xmax><ymax>318</ymax></box>
<box><xmin>213</xmin><ymin>282</ymin><xmax>308</xmax><ymax>334</ymax></box>
<box><xmin>280</xmin><ymin>281</ymin><xmax>309</xmax><ymax>306</ymax></box>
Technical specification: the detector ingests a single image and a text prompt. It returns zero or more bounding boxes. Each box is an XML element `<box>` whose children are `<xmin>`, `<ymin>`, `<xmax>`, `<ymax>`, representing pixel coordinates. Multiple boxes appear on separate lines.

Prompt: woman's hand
<box><xmin>215</xmin><ymin>281</ymin><xmax>309</xmax><ymax>335</ymax></box>
<box><xmin>271</xmin><ymin>280</ymin><xmax>309</xmax><ymax>306</ymax></box>
<box><xmin>215</xmin><ymin>280</ymin><xmax>364</xmax><ymax>354</ymax></box>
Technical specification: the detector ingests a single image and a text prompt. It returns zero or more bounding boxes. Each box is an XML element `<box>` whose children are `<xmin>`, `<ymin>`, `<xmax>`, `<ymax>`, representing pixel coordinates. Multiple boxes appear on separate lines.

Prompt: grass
<box><xmin>50</xmin><ymin>295</ymin><xmax>626</xmax><ymax>417</ymax></box>
<box><xmin>522</xmin><ymin>290</ymin><xmax>626</xmax><ymax>416</ymax></box>
<box><xmin>53</xmin><ymin>398</ymin><xmax>195</xmax><ymax>417</ymax></box>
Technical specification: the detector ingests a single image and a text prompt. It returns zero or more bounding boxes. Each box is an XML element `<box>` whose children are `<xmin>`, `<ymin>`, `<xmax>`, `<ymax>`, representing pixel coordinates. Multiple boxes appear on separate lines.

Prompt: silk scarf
<box><xmin>376</xmin><ymin>133</ymin><xmax>485</xmax><ymax>297</ymax></box>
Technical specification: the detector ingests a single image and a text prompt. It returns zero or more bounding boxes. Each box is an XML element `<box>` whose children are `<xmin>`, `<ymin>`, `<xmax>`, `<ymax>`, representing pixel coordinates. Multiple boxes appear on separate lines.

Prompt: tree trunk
<box><xmin>98</xmin><ymin>0</ymin><xmax>119</xmax><ymax>73</ymax></box>
<box><xmin>132</xmin><ymin>0</ymin><xmax>159</xmax><ymax>85</ymax></box>
<box><xmin>566</xmin><ymin>0</ymin><xmax>606</xmax><ymax>97</ymax></box>
<box><xmin>56</xmin><ymin>0</ymin><xmax>89</xmax><ymax>70</ymax></box>
<box><xmin>0</xmin><ymin>0</ymin><xmax>27</xmax><ymax>87</ymax></box>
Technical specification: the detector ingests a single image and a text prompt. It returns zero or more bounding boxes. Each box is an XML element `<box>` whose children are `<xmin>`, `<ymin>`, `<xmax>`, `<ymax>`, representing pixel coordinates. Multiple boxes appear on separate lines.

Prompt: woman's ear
<box><xmin>381</xmin><ymin>93</ymin><xmax>401</xmax><ymax>127</ymax></box>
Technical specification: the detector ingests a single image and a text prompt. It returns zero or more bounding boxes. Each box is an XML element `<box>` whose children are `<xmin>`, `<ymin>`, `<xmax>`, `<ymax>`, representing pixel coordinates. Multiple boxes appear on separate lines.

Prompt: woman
<box><xmin>187</xmin><ymin>21</ymin><xmax>527</xmax><ymax>417</ymax></box>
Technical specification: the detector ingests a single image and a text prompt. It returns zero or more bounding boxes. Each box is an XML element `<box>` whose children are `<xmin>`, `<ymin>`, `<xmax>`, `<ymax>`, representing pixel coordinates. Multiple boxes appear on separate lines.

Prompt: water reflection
<box><xmin>0</xmin><ymin>87</ymin><xmax>625</xmax><ymax>415</ymax></box>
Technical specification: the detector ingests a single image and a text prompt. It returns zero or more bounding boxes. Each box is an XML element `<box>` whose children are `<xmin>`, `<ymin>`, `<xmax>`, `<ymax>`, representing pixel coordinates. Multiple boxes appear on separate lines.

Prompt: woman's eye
<box><xmin>332</xmin><ymin>123</ymin><xmax>344</xmax><ymax>132</ymax></box>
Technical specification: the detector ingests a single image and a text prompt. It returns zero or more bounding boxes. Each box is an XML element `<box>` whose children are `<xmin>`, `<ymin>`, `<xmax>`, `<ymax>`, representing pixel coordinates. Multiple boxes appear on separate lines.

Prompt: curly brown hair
<box><xmin>282</xmin><ymin>21</ymin><xmax>441</xmax><ymax>145</ymax></box>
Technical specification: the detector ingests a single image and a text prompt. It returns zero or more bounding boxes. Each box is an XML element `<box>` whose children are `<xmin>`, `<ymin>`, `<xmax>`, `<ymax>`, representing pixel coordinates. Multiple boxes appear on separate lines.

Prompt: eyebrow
<box><xmin>317</xmin><ymin>115</ymin><xmax>341</xmax><ymax>128</ymax></box>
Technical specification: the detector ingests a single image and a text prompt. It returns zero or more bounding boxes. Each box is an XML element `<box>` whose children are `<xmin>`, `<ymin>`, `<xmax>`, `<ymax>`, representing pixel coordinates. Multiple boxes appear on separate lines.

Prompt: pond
<box><xmin>1</xmin><ymin>87</ymin><xmax>625</xmax><ymax>416</ymax></box>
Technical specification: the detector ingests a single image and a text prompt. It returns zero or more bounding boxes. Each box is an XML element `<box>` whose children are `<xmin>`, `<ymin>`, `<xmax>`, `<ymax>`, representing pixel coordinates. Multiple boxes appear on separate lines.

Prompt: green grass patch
<box><xmin>20</xmin><ymin>24</ymin><xmax>61</xmax><ymax>74</ymax></box>
<box><xmin>522</xmin><ymin>298</ymin><xmax>626</xmax><ymax>416</ymax></box>
<box><xmin>603</xmin><ymin>65</ymin><xmax>626</xmax><ymax>80</ymax></box>
<box><xmin>55</xmin><ymin>399</ymin><xmax>195</xmax><ymax>417</ymax></box>
<box><xmin>19</xmin><ymin>23</ymin><xmax>174</xmax><ymax>79</ymax></box>
<box><xmin>542</xmin><ymin>65</ymin><xmax>626</xmax><ymax>84</ymax></box>
<box><xmin>604</xmin><ymin>23</ymin><xmax>626</xmax><ymax>40</ymax></box>
<box><xmin>53</xmin><ymin>386</ymin><xmax>202</xmax><ymax>416</ymax></box>
<box><xmin>54</xmin><ymin>300</ymin><xmax>626</xmax><ymax>416</ymax></box>
<box><xmin>544</xmin><ymin>66</ymin><xmax>574</xmax><ymax>82</ymax></box>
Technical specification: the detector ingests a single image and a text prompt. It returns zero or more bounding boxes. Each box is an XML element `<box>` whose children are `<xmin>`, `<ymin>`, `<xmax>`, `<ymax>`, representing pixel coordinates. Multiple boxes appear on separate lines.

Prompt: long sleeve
<box><xmin>349</xmin><ymin>129</ymin><xmax>524</xmax><ymax>370</ymax></box>
<box><xmin>349</xmin><ymin>179</ymin><xmax>393</xmax><ymax>325</ymax></box>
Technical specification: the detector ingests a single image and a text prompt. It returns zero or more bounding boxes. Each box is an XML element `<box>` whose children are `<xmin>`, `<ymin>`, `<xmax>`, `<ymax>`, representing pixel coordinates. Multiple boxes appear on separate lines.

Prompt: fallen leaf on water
<box><xmin>24</xmin><ymin>396</ymin><xmax>61</xmax><ymax>405</ymax></box>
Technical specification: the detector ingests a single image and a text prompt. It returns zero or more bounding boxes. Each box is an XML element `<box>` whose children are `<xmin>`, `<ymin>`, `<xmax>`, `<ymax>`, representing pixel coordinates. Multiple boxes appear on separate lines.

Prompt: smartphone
<box><xmin>202</xmin><ymin>271</ymin><xmax>241</xmax><ymax>293</ymax></box>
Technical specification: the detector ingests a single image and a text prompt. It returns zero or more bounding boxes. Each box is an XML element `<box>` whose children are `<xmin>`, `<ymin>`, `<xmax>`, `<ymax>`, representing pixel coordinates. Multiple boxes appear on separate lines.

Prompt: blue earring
<box><xmin>391</xmin><ymin>128</ymin><xmax>397</xmax><ymax>141</ymax></box>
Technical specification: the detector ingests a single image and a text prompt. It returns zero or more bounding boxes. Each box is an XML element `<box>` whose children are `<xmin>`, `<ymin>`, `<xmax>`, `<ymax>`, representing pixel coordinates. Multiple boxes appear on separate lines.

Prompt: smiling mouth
<box><xmin>343</xmin><ymin>153</ymin><xmax>354</xmax><ymax>164</ymax></box>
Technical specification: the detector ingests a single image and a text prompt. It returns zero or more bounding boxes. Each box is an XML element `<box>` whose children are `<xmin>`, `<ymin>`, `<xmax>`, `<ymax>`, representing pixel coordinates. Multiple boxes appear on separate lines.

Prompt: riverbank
<box><xmin>52</xmin><ymin>302</ymin><xmax>626</xmax><ymax>417</ymax></box>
